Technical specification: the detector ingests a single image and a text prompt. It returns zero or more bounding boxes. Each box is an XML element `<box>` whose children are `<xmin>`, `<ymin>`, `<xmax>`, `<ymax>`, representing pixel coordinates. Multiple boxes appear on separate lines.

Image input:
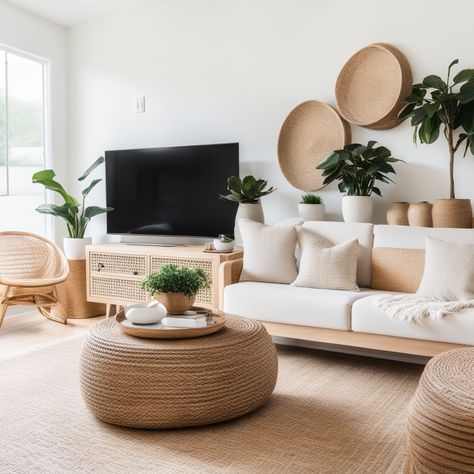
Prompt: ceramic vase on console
<box><xmin>408</xmin><ymin>202</ymin><xmax>433</xmax><ymax>227</ymax></box>
<box><xmin>386</xmin><ymin>202</ymin><xmax>409</xmax><ymax>225</ymax></box>
<box><xmin>432</xmin><ymin>199</ymin><xmax>473</xmax><ymax>228</ymax></box>
<box><xmin>342</xmin><ymin>196</ymin><xmax>373</xmax><ymax>223</ymax></box>
<box><xmin>234</xmin><ymin>202</ymin><xmax>264</xmax><ymax>245</ymax></box>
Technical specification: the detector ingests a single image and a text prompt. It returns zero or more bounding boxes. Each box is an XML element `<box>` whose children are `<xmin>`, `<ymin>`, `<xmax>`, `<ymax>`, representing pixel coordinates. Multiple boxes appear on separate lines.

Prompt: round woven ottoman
<box><xmin>80</xmin><ymin>315</ymin><xmax>278</xmax><ymax>429</ymax></box>
<box><xmin>405</xmin><ymin>349</ymin><xmax>474</xmax><ymax>473</ymax></box>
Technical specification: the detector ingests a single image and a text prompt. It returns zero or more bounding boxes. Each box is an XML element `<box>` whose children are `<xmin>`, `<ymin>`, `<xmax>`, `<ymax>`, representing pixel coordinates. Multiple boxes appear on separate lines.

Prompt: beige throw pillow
<box><xmin>239</xmin><ymin>218</ymin><xmax>299</xmax><ymax>284</ymax></box>
<box><xmin>293</xmin><ymin>227</ymin><xmax>359</xmax><ymax>291</ymax></box>
<box><xmin>416</xmin><ymin>237</ymin><xmax>474</xmax><ymax>300</ymax></box>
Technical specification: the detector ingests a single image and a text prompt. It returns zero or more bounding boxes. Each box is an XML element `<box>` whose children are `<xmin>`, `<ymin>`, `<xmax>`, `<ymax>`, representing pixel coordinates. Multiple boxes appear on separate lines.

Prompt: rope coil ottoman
<box><xmin>405</xmin><ymin>349</ymin><xmax>474</xmax><ymax>473</ymax></box>
<box><xmin>80</xmin><ymin>315</ymin><xmax>278</xmax><ymax>429</ymax></box>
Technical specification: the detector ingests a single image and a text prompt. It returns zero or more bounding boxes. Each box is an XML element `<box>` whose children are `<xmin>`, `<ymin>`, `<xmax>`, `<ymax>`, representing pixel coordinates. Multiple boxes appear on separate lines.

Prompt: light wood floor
<box><xmin>0</xmin><ymin>309</ymin><xmax>104</xmax><ymax>361</ymax></box>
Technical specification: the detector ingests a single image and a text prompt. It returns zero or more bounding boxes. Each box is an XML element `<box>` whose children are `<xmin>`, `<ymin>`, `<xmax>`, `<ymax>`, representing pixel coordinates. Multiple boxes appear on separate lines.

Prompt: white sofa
<box><xmin>220</xmin><ymin>222</ymin><xmax>474</xmax><ymax>357</ymax></box>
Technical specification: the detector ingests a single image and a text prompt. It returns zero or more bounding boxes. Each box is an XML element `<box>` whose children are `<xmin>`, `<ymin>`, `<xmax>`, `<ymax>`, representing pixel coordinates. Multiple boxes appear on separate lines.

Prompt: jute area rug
<box><xmin>0</xmin><ymin>337</ymin><xmax>422</xmax><ymax>473</ymax></box>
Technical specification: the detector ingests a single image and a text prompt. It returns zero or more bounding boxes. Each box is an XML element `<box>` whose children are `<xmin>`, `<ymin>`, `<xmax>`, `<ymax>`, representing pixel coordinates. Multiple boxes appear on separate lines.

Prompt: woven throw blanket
<box><xmin>376</xmin><ymin>295</ymin><xmax>474</xmax><ymax>322</ymax></box>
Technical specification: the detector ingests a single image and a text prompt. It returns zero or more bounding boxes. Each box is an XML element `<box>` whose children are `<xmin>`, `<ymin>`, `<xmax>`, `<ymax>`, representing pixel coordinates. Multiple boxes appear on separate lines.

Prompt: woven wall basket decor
<box><xmin>278</xmin><ymin>100</ymin><xmax>351</xmax><ymax>192</ymax></box>
<box><xmin>335</xmin><ymin>43</ymin><xmax>412</xmax><ymax>130</ymax></box>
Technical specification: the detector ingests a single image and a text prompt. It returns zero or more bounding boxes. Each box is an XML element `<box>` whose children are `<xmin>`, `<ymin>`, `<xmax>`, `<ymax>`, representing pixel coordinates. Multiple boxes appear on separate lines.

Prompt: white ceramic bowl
<box><xmin>124</xmin><ymin>303</ymin><xmax>167</xmax><ymax>325</ymax></box>
<box><xmin>213</xmin><ymin>239</ymin><xmax>235</xmax><ymax>251</ymax></box>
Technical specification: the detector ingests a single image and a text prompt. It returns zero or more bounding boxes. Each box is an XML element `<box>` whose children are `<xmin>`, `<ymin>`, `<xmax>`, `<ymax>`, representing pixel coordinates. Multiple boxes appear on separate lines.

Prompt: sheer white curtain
<box><xmin>0</xmin><ymin>48</ymin><xmax>47</xmax><ymax>236</ymax></box>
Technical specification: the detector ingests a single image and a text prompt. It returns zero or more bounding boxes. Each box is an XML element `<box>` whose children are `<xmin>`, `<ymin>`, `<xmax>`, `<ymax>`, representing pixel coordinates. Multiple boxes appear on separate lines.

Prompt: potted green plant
<box><xmin>32</xmin><ymin>157</ymin><xmax>113</xmax><ymax>259</ymax></box>
<box><xmin>141</xmin><ymin>264</ymin><xmax>210</xmax><ymax>314</ymax></box>
<box><xmin>398</xmin><ymin>59</ymin><xmax>474</xmax><ymax>227</ymax></box>
<box><xmin>298</xmin><ymin>194</ymin><xmax>325</xmax><ymax>221</ymax></box>
<box><xmin>317</xmin><ymin>141</ymin><xmax>403</xmax><ymax>223</ymax></box>
<box><xmin>213</xmin><ymin>234</ymin><xmax>235</xmax><ymax>252</ymax></box>
<box><xmin>219</xmin><ymin>175</ymin><xmax>275</xmax><ymax>243</ymax></box>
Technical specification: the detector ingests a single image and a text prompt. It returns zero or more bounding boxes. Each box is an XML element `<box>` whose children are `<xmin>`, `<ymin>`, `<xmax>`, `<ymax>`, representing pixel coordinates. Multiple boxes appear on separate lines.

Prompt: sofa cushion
<box><xmin>239</xmin><ymin>219</ymin><xmax>298</xmax><ymax>284</ymax></box>
<box><xmin>293</xmin><ymin>227</ymin><xmax>359</xmax><ymax>291</ymax></box>
<box><xmin>352</xmin><ymin>294</ymin><xmax>474</xmax><ymax>345</ymax></box>
<box><xmin>224</xmin><ymin>282</ymin><xmax>379</xmax><ymax>330</ymax></box>
<box><xmin>372</xmin><ymin>225</ymin><xmax>474</xmax><ymax>293</ymax></box>
<box><xmin>417</xmin><ymin>237</ymin><xmax>474</xmax><ymax>300</ymax></box>
<box><xmin>301</xmin><ymin>221</ymin><xmax>373</xmax><ymax>287</ymax></box>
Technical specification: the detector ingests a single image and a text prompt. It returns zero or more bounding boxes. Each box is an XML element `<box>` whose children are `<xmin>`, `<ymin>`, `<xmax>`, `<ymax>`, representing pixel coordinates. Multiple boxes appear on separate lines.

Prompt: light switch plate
<box><xmin>136</xmin><ymin>96</ymin><xmax>145</xmax><ymax>113</ymax></box>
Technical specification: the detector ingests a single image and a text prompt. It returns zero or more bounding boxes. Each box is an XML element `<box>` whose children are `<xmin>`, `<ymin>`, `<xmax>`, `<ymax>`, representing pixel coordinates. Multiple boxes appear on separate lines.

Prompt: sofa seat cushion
<box><xmin>352</xmin><ymin>294</ymin><xmax>474</xmax><ymax>345</ymax></box>
<box><xmin>223</xmin><ymin>282</ymin><xmax>379</xmax><ymax>330</ymax></box>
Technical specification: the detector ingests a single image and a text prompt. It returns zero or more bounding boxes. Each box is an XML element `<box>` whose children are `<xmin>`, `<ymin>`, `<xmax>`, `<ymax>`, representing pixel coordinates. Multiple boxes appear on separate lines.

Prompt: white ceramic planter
<box><xmin>63</xmin><ymin>237</ymin><xmax>92</xmax><ymax>259</ymax></box>
<box><xmin>234</xmin><ymin>202</ymin><xmax>264</xmax><ymax>245</ymax></box>
<box><xmin>342</xmin><ymin>196</ymin><xmax>374</xmax><ymax>223</ymax></box>
<box><xmin>213</xmin><ymin>239</ymin><xmax>235</xmax><ymax>251</ymax></box>
<box><xmin>298</xmin><ymin>203</ymin><xmax>325</xmax><ymax>221</ymax></box>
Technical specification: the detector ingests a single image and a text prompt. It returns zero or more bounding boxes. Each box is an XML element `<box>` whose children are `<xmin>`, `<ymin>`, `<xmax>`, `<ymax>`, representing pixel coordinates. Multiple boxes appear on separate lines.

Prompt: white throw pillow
<box><xmin>416</xmin><ymin>237</ymin><xmax>474</xmax><ymax>300</ymax></box>
<box><xmin>239</xmin><ymin>219</ymin><xmax>299</xmax><ymax>284</ymax></box>
<box><xmin>293</xmin><ymin>226</ymin><xmax>359</xmax><ymax>291</ymax></box>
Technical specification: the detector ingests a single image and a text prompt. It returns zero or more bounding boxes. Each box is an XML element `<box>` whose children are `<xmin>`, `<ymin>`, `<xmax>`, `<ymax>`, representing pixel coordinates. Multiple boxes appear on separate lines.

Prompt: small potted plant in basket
<box><xmin>298</xmin><ymin>194</ymin><xmax>325</xmax><ymax>221</ymax></box>
<box><xmin>141</xmin><ymin>264</ymin><xmax>210</xmax><ymax>314</ymax></box>
<box><xmin>213</xmin><ymin>234</ymin><xmax>235</xmax><ymax>252</ymax></box>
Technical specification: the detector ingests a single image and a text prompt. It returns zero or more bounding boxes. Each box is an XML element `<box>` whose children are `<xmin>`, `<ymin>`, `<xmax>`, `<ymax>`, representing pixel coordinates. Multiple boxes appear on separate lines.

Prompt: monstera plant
<box><xmin>32</xmin><ymin>157</ymin><xmax>113</xmax><ymax>258</ymax></box>
<box><xmin>398</xmin><ymin>59</ymin><xmax>474</xmax><ymax>227</ymax></box>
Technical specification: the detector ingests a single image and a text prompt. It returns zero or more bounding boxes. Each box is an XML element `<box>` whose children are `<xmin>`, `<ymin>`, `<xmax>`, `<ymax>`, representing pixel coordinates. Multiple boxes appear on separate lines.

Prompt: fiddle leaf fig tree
<box><xmin>398</xmin><ymin>59</ymin><xmax>474</xmax><ymax>199</ymax></box>
<box><xmin>32</xmin><ymin>157</ymin><xmax>113</xmax><ymax>238</ymax></box>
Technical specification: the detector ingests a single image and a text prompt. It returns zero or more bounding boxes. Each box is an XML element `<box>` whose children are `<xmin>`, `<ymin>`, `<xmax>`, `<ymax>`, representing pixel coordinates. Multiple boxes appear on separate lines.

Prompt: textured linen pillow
<box><xmin>239</xmin><ymin>218</ymin><xmax>299</xmax><ymax>284</ymax></box>
<box><xmin>293</xmin><ymin>226</ymin><xmax>360</xmax><ymax>291</ymax></box>
<box><xmin>416</xmin><ymin>236</ymin><xmax>474</xmax><ymax>300</ymax></box>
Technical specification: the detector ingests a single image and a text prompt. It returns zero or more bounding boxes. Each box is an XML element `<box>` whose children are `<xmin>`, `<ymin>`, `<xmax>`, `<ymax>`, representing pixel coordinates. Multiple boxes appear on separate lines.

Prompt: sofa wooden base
<box><xmin>261</xmin><ymin>321</ymin><xmax>467</xmax><ymax>358</ymax></box>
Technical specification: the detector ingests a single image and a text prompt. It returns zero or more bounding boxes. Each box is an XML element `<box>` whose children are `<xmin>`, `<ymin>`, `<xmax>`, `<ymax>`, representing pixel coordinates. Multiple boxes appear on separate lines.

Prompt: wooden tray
<box><xmin>116</xmin><ymin>307</ymin><xmax>226</xmax><ymax>339</ymax></box>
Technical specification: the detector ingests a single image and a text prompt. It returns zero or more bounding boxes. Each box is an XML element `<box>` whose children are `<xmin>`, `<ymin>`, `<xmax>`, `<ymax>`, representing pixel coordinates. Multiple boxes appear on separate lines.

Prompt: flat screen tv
<box><xmin>105</xmin><ymin>143</ymin><xmax>239</xmax><ymax>238</ymax></box>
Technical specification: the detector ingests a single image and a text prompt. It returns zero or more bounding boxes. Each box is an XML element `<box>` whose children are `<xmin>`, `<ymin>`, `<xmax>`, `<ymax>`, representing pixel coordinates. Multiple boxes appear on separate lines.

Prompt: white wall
<box><xmin>0</xmin><ymin>0</ymin><xmax>68</xmax><ymax>243</ymax></box>
<box><xmin>68</xmin><ymin>0</ymin><xmax>474</xmax><ymax>241</ymax></box>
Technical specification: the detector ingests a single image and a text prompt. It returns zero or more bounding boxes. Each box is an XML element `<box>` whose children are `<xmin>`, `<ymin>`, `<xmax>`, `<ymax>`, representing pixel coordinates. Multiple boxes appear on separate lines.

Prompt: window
<box><xmin>0</xmin><ymin>48</ymin><xmax>47</xmax><ymax>236</ymax></box>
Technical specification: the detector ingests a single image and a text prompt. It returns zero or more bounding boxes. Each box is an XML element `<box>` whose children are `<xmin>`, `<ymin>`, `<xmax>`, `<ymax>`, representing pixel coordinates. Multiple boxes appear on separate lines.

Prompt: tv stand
<box><xmin>86</xmin><ymin>243</ymin><xmax>243</xmax><ymax>312</ymax></box>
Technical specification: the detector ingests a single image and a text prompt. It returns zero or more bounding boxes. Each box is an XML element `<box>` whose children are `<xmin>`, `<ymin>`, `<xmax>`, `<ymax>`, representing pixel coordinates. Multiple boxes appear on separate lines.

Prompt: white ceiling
<box><xmin>5</xmin><ymin>0</ymin><xmax>159</xmax><ymax>27</ymax></box>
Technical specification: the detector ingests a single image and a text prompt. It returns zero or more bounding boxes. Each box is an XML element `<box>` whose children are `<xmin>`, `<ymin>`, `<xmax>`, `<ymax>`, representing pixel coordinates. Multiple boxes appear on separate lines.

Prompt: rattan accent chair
<box><xmin>0</xmin><ymin>231</ymin><xmax>70</xmax><ymax>329</ymax></box>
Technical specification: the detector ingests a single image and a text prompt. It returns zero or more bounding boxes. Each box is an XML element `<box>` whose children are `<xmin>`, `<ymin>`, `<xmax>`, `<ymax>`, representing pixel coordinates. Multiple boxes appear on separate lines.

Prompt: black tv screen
<box><xmin>105</xmin><ymin>143</ymin><xmax>239</xmax><ymax>238</ymax></box>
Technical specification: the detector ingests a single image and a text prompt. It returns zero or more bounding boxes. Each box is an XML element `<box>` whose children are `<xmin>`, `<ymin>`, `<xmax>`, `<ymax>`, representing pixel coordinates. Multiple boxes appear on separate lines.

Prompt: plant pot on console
<box><xmin>342</xmin><ymin>196</ymin><xmax>374</xmax><ymax>223</ymax></box>
<box><xmin>432</xmin><ymin>199</ymin><xmax>472</xmax><ymax>228</ymax></box>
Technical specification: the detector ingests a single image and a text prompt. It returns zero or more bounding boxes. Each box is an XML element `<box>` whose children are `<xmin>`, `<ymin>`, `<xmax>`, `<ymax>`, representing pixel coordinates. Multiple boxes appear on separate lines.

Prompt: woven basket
<box><xmin>405</xmin><ymin>348</ymin><xmax>474</xmax><ymax>473</ymax></box>
<box><xmin>278</xmin><ymin>100</ymin><xmax>351</xmax><ymax>192</ymax></box>
<box><xmin>335</xmin><ymin>43</ymin><xmax>412</xmax><ymax>130</ymax></box>
<box><xmin>80</xmin><ymin>315</ymin><xmax>278</xmax><ymax>429</ymax></box>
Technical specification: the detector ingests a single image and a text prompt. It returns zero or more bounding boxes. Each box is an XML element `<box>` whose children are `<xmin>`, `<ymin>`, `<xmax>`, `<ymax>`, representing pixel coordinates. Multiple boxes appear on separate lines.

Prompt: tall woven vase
<box><xmin>432</xmin><ymin>199</ymin><xmax>472</xmax><ymax>228</ymax></box>
<box><xmin>234</xmin><ymin>202</ymin><xmax>264</xmax><ymax>246</ymax></box>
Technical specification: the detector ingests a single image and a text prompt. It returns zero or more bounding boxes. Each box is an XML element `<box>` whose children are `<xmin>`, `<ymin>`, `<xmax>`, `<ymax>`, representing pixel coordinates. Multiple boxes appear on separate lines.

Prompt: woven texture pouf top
<box><xmin>80</xmin><ymin>315</ymin><xmax>278</xmax><ymax>429</ymax></box>
<box><xmin>405</xmin><ymin>348</ymin><xmax>474</xmax><ymax>473</ymax></box>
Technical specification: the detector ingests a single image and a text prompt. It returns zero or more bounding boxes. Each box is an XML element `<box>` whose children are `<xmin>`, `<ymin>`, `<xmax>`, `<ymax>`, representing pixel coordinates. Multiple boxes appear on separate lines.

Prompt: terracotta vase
<box><xmin>386</xmin><ymin>202</ymin><xmax>409</xmax><ymax>225</ymax></box>
<box><xmin>156</xmin><ymin>292</ymin><xmax>195</xmax><ymax>315</ymax></box>
<box><xmin>408</xmin><ymin>202</ymin><xmax>433</xmax><ymax>227</ymax></box>
<box><xmin>432</xmin><ymin>199</ymin><xmax>473</xmax><ymax>228</ymax></box>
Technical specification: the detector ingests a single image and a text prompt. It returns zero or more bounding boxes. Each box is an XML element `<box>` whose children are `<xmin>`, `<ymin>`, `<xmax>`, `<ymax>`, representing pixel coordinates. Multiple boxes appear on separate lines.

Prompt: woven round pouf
<box><xmin>80</xmin><ymin>315</ymin><xmax>278</xmax><ymax>429</ymax></box>
<box><xmin>405</xmin><ymin>349</ymin><xmax>474</xmax><ymax>473</ymax></box>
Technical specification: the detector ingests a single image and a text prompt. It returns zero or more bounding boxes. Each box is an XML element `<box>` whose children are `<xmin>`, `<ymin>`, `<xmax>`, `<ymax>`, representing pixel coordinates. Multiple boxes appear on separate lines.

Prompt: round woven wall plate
<box><xmin>335</xmin><ymin>43</ymin><xmax>412</xmax><ymax>130</ymax></box>
<box><xmin>278</xmin><ymin>100</ymin><xmax>351</xmax><ymax>192</ymax></box>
